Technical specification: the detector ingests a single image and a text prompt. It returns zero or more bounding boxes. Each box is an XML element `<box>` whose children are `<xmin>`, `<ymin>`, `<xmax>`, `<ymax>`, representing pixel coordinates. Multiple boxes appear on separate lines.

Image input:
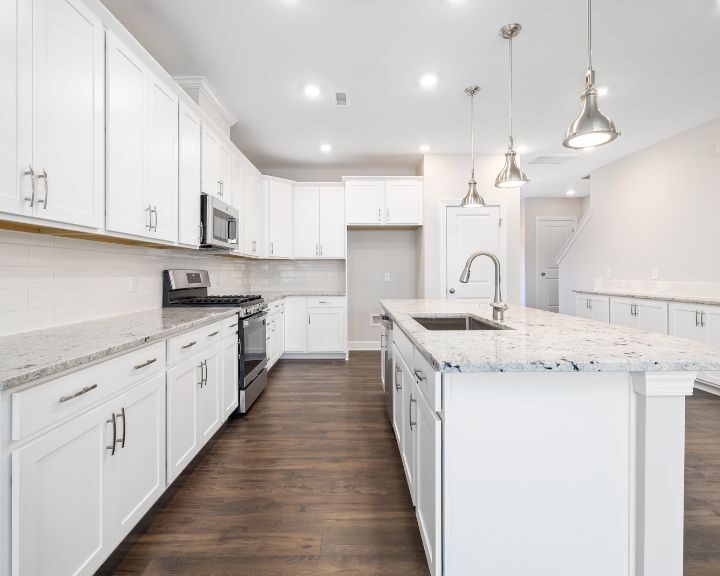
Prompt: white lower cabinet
<box><xmin>391</xmin><ymin>348</ymin><xmax>403</xmax><ymax>442</ymax></box>
<box><xmin>266</xmin><ymin>300</ymin><xmax>285</xmax><ymax>369</ymax></box>
<box><xmin>11</xmin><ymin>371</ymin><xmax>165</xmax><ymax>576</ymax></box>
<box><xmin>222</xmin><ymin>328</ymin><xmax>239</xmax><ymax>421</ymax></box>
<box><xmin>400</xmin><ymin>355</ymin><xmax>416</xmax><ymax>504</ymax></box>
<box><xmin>283</xmin><ymin>297</ymin><xmax>347</xmax><ymax>355</ymax></box>
<box><xmin>197</xmin><ymin>345</ymin><xmax>221</xmax><ymax>445</ymax></box>
<box><xmin>575</xmin><ymin>294</ymin><xmax>610</xmax><ymax>322</ymax></box>
<box><xmin>669</xmin><ymin>302</ymin><xmax>720</xmax><ymax>388</ymax></box>
<box><xmin>610</xmin><ymin>297</ymin><xmax>668</xmax><ymax>334</ymax></box>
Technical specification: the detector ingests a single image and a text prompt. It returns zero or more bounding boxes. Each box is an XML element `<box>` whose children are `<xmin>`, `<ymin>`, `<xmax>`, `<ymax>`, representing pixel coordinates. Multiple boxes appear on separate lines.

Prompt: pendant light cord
<box><xmin>470</xmin><ymin>90</ymin><xmax>475</xmax><ymax>179</ymax></box>
<box><xmin>508</xmin><ymin>35</ymin><xmax>513</xmax><ymax>149</ymax></box>
<box><xmin>587</xmin><ymin>0</ymin><xmax>593</xmax><ymax>72</ymax></box>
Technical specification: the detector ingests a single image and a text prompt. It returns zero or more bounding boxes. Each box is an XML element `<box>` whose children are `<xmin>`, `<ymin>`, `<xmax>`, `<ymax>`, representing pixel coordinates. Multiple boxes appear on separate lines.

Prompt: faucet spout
<box><xmin>458</xmin><ymin>251</ymin><xmax>509</xmax><ymax>321</ymax></box>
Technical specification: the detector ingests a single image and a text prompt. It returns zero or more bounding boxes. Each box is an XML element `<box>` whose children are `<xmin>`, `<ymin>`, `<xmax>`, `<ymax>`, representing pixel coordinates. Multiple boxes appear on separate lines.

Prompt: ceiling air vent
<box><xmin>334</xmin><ymin>91</ymin><xmax>349</xmax><ymax>107</ymax></box>
<box><xmin>528</xmin><ymin>154</ymin><xmax>578</xmax><ymax>165</ymax></box>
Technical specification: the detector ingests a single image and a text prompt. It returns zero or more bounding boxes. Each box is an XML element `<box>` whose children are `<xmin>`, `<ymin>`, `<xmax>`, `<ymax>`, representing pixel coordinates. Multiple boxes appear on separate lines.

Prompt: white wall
<box><xmin>559</xmin><ymin>117</ymin><xmax>720</xmax><ymax>314</ymax></box>
<box><xmin>347</xmin><ymin>230</ymin><xmax>417</xmax><ymax>348</ymax></box>
<box><xmin>262</xmin><ymin>166</ymin><xmax>416</xmax><ymax>183</ymax></box>
<box><xmin>418</xmin><ymin>154</ymin><xmax>523</xmax><ymax>304</ymax></box>
<box><xmin>523</xmin><ymin>197</ymin><xmax>586</xmax><ymax>309</ymax></box>
<box><xmin>0</xmin><ymin>229</ymin><xmax>344</xmax><ymax>336</ymax></box>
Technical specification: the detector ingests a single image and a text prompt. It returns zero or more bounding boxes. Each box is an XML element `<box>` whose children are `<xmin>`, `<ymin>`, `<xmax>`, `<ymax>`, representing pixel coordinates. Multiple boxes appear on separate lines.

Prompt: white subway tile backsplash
<box><xmin>0</xmin><ymin>307</ymin><xmax>54</xmax><ymax>337</ymax></box>
<box><xmin>0</xmin><ymin>288</ymin><xmax>29</xmax><ymax>313</ymax></box>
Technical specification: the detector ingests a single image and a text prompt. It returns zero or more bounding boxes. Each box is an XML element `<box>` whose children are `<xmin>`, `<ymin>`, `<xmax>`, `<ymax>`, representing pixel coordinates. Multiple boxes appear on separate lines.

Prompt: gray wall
<box><xmin>559</xmin><ymin>117</ymin><xmax>720</xmax><ymax>314</ymax></box>
<box><xmin>347</xmin><ymin>230</ymin><xmax>417</xmax><ymax>348</ymax></box>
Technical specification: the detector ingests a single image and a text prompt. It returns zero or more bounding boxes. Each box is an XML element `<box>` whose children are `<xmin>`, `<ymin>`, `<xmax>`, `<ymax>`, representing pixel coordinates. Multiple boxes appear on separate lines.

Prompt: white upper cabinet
<box><xmin>265</xmin><ymin>178</ymin><xmax>293</xmax><ymax>258</ymax></box>
<box><xmin>11</xmin><ymin>0</ymin><xmax>105</xmax><ymax>228</ymax></box>
<box><xmin>293</xmin><ymin>185</ymin><xmax>345</xmax><ymax>259</ymax></box>
<box><xmin>201</xmin><ymin>123</ymin><xmax>231</xmax><ymax>202</ymax></box>
<box><xmin>243</xmin><ymin>165</ymin><xmax>263</xmax><ymax>255</ymax></box>
<box><xmin>345</xmin><ymin>178</ymin><xmax>423</xmax><ymax>226</ymax></box>
<box><xmin>106</xmin><ymin>32</ymin><xmax>178</xmax><ymax>242</ymax></box>
<box><xmin>385</xmin><ymin>180</ymin><xmax>423</xmax><ymax>224</ymax></box>
<box><xmin>178</xmin><ymin>101</ymin><xmax>202</xmax><ymax>247</ymax></box>
<box><xmin>231</xmin><ymin>151</ymin><xmax>245</xmax><ymax>241</ymax></box>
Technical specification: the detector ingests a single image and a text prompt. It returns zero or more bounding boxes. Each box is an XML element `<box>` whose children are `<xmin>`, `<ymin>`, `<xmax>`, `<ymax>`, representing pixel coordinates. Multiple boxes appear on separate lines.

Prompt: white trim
<box><xmin>556</xmin><ymin>207</ymin><xmax>593</xmax><ymax>265</ymax></box>
<box><xmin>439</xmin><ymin>199</ymin><xmax>507</xmax><ymax>299</ymax></box>
<box><xmin>631</xmin><ymin>371</ymin><xmax>696</xmax><ymax>397</ymax></box>
<box><xmin>173</xmin><ymin>76</ymin><xmax>238</xmax><ymax>127</ymax></box>
<box><xmin>349</xmin><ymin>340</ymin><xmax>380</xmax><ymax>351</ymax></box>
<box><xmin>694</xmin><ymin>379</ymin><xmax>720</xmax><ymax>396</ymax></box>
<box><xmin>535</xmin><ymin>216</ymin><xmax>576</xmax><ymax>312</ymax></box>
<box><xmin>281</xmin><ymin>352</ymin><xmax>347</xmax><ymax>360</ymax></box>
<box><xmin>341</xmin><ymin>175</ymin><xmax>423</xmax><ymax>182</ymax></box>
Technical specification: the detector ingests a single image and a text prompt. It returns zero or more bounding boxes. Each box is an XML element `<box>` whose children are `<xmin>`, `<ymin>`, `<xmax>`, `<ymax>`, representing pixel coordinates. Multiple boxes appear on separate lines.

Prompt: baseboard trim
<box><xmin>281</xmin><ymin>352</ymin><xmax>347</xmax><ymax>360</ymax></box>
<box><xmin>349</xmin><ymin>340</ymin><xmax>380</xmax><ymax>351</ymax></box>
<box><xmin>695</xmin><ymin>379</ymin><xmax>720</xmax><ymax>396</ymax></box>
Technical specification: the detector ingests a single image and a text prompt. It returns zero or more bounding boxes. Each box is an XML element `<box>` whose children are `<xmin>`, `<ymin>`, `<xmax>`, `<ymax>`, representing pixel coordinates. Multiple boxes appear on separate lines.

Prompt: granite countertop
<box><xmin>0</xmin><ymin>308</ymin><xmax>241</xmax><ymax>391</ymax></box>
<box><xmin>574</xmin><ymin>289</ymin><xmax>720</xmax><ymax>307</ymax></box>
<box><xmin>263</xmin><ymin>291</ymin><xmax>346</xmax><ymax>303</ymax></box>
<box><xmin>381</xmin><ymin>299</ymin><xmax>720</xmax><ymax>374</ymax></box>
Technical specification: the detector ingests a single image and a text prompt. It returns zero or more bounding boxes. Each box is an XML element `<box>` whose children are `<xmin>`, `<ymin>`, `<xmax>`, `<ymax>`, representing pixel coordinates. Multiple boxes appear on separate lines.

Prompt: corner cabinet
<box><xmin>345</xmin><ymin>179</ymin><xmax>423</xmax><ymax>227</ymax></box>
<box><xmin>10</xmin><ymin>0</ymin><xmax>105</xmax><ymax>228</ymax></box>
<box><xmin>283</xmin><ymin>296</ymin><xmax>347</xmax><ymax>355</ymax></box>
<box><xmin>106</xmin><ymin>32</ymin><xmax>178</xmax><ymax>243</ymax></box>
<box><xmin>293</xmin><ymin>185</ymin><xmax>345</xmax><ymax>258</ymax></box>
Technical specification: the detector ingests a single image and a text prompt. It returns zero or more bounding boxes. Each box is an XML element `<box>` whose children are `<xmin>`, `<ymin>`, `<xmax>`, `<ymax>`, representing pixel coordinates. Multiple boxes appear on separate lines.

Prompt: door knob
<box><xmin>541</xmin><ymin>272</ymin><xmax>546</xmax><ymax>276</ymax></box>
<box><xmin>449</xmin><ymin>288</ymin><xmax>455</xmax><ymax>294</ymax></box>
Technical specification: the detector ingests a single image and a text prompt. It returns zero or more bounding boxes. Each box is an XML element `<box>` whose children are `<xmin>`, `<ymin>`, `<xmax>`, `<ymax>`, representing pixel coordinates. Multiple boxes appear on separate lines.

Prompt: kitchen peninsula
<box><xmin>381</xmin><ymin>298</ymin><xmax>720</xmax><ymax>576</ymax></box>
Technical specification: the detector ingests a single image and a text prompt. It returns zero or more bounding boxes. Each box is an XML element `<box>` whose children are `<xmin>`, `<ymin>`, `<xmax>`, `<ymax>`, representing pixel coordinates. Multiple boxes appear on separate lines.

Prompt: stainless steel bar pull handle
<box><xmin>36</xmin><ymin>169</ymin><xmax>48</xmax><ymax>209</ymax></box>
<box><xmin>701</xmin><ymin>311</ymin><xmax>706</xmax><ymax>327</ymax></box>
<box><xmin>414</xmin><ymin>369</ymin><xmax>427</xmax><ymax>381</ymax></box>
<box><xmin>208</xmin><ymin>330</ymin><xmax>220</xmax><ymax>338</ymax></box>
<box><xmin>182</xmin><ymin>340</ymin><xmax>197</xmax><ymax>349</ymax></box>
<box><xmin>133</xmin><ymin>358</ymin><xmax>157</xmax><ymax>370</ymax></box>
<box><xmin>118</xmin><ymin>407</ymin><xmax>127</xmax><ymax>448</ymax></box>
<box><xmin>409</xmin><ymin>394</ymin><xmax>417</xmax><ymax>429</ymax></box>
<box><xmin>59</xmin><ymin>383</ymin><xmax>98</xmax><ymax>403</ymax></box>
<box><xmin>395</xmin><ymin>365</ymin><xmax>402</xmax><ymax>391</ymax></box>
<box><xmin>106</xmin><ymin>413</ymin><xmax>117</xmax><ymax>455</ymax></box>
<box><xmin>202</xmin><ymin>360</ymin><xmax>208</xmax><ymax>386</ymax></box>
<box><xmin>24</xmin><ymin>166</ymin><xmax>36</xmax><ymax>207</ymax></box>
<box><xmin>378</xmin><ymin>208</ymin><xmax>382</xmax><ymax>222</ymax></box>
<box><xmin>151</xmin><ymin>206</ymin><xmax>158</xmax><ymax>231</ymax></box>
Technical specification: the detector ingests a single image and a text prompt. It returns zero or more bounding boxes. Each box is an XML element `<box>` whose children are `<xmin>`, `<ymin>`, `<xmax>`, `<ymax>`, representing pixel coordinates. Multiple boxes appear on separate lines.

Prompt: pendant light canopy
<box><xmin>563</xmin><ymin>0</ymin><xmax>620</xmax><ymax>149</ymax></box>
<box><xmin>461</xmin><ymin>86</ymin><xmax>485</xmax><ymax>207</ymax></box>
<box><xmin>495</xmin><ymin>23</ymin><xmax>529</xmax><ymax>189</ymax></box>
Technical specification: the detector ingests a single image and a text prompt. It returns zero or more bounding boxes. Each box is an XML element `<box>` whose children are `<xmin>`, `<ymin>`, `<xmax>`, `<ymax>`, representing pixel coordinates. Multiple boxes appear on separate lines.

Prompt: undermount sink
<box><xmin>412</xmin><ymin>316</ymin><xmax>509</xmax><ymax>331</ymax></box>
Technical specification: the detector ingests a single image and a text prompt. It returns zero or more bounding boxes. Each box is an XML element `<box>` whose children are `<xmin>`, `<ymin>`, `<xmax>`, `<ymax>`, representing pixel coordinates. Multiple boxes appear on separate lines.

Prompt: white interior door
<box><xmin>536</xmin><ymin>218</ymin><xmax>575</xmax><ymax>313</ymax></box>
<box><xmin>445</xmin><ymin>206</ymin><xmax>503</xmax><ymax>300</ymax></box>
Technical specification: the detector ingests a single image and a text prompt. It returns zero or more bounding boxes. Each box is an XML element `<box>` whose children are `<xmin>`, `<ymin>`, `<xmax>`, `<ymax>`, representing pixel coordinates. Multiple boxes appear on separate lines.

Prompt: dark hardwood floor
<box><xmin>98</xmin><ymin>354</ymin><xmax>720</xmax><ymax>575</ymax></box>
<box><xmin>98</xmin><ymin>352</ymin><xmax>429</xmax><ymax>576</ymax></box>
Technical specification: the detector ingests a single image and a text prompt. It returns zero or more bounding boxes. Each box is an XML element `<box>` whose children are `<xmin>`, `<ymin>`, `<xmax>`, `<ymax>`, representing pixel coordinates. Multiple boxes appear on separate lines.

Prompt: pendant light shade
<box><xmin>563</xmin><ymin>0</ymin><xmax>620</xmax><ymax>149</ymax></box>
<box><xmin>461</xmin><ymin>86</ymin><xmax>485</xmax><ymax>207</ymax></box>
<box><xmin>495</xmin><ymin>23</ymin><xmax>528</xmax><ymax>189</ymax></box>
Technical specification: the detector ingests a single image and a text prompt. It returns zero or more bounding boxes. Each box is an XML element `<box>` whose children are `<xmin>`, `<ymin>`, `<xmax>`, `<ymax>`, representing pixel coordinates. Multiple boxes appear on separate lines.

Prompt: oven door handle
<box><xmin>243</xmin><ymin>311</ymin><xmax>268</xmax><ymax>327</ymax></box>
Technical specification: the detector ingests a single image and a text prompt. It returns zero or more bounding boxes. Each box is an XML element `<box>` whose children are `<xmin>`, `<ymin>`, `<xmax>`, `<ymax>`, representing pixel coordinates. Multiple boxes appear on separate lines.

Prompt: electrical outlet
<box><xmin>129</xmin><ymin>276</ymin><xmax>138</xmax><ymax>294</ymax></box>
<box><xmin>651</xmin><ymin>268</ymin><xmax>659</xmax><ymax>280</ymax></box>
<box><xmin>384</xmin><ymin>272</ymin><xmax>391</xmax><ymax>282</ymax></box>
<box><xmin>605</xmin><ymin>268</ymin><xmax>612</xmax><ymax>279</ymax></box>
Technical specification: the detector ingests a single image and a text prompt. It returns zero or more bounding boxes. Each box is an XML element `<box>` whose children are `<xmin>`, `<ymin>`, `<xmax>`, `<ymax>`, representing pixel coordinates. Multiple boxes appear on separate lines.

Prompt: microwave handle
<box><xmin>228</xmin><ymin>218</ymin><xmax>238</xmax><ymax>244</ymax></box>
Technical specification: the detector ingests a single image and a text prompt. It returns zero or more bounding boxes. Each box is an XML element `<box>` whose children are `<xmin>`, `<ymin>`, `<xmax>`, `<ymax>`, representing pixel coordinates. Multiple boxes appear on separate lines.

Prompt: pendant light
<box><xmin>563</xmin><ymin>0</ymin><xmax>620</xmax><ymax>149</ymax></box>
<box><xmin>461</xmin><ymin>86</ymin><xmax>485</xmax><ymax>207</ymax></box>
<box><xmin>495</xmin><ymin>23</ymin><xmax>529</xmax><ymax>189</ymax></box>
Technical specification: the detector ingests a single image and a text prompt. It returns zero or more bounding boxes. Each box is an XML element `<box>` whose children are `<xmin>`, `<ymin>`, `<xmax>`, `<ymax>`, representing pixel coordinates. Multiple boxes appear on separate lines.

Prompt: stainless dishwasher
<box><xmin>380</xmin><ymin>315</ymin><xmax>394</xmax><ymax>422</ymax></box>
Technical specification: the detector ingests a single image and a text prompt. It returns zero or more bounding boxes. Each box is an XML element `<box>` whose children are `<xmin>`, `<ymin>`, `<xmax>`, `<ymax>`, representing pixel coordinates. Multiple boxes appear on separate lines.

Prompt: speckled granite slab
<box><xmin>381</xmin><ymin>299</ymin><xmax>720</xmax><ymax>373</ymax></box>
<box><xmin>0</xmin><ymin>308</ymin><xmax>240</xmax><ymax>390</ymax></box>
<box><xmin>574</xmin><ymin>289</ymin><xmax>720</xmax><ymax>307</ymax></box>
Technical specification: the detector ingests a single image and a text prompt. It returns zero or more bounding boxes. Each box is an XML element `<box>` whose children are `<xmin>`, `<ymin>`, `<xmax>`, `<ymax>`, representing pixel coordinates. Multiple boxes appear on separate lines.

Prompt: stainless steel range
<box><xmin>163</xmin><ymin>269</ymin><xmax>268</xmax><ymax>414</ymax></box>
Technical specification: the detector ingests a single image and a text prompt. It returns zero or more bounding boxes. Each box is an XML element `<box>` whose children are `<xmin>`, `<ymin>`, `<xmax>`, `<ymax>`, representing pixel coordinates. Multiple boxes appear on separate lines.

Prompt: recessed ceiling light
<box><xmin>596</xmin><ymin>85</ymin><xmax>609</xmax><ymax>97</ymax></box>
<box><xmin>319</xmin><ymin>143</ymin><xmax>332</xmax><ymax>153</ymax></box>
<box><xmin>566</xmin><ymin>189</ymin><xmax>576</xmax><ymax>196</ymax></box>
<box><xmin>419</xmin><ymin>144</ymin><xmax>431</xmax><ymax>153</ymax></box>
<box><xmin>419</xmin><ymin>73</ymin><xmax>438</xmax><ymax>89</ymax></box>
<box><xmin>303</xmin><ymin>84</ymin><xmax>321</xmax><ymax>99</ymax></box>
<box><xmin>516</xmin><ymin>145</ymin><xmax>529</xmax><ymax>154</ymax></box>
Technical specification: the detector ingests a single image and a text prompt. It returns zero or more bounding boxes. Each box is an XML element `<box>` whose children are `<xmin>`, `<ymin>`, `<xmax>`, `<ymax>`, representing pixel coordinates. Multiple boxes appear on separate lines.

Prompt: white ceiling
<box><xmin>100</xmin><ymin>0</ymin><xmax>720</xmax><ymax>197</ymax></box>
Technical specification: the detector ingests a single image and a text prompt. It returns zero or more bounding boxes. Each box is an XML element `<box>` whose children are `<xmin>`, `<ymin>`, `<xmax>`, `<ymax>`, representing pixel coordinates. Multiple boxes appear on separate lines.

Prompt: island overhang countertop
<box><xmin>380</xmin><ymin>299</ymin><xmax>720</xmax><ymax>373</ymax></box>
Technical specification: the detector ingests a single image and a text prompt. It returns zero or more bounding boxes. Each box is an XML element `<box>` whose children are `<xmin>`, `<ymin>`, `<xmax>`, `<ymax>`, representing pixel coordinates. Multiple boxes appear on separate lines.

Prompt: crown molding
<box><xmin>173</xmin><ymin>76</ymin><xmax>238</xmax><ymax>128</ymax></box>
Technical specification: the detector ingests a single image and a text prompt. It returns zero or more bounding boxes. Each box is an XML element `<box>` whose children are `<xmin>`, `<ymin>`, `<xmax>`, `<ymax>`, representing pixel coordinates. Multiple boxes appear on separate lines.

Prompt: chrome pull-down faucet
<box><xmin>458</xmin><ymin>251</ymin><xmax>509</xmax><ymax>321</ymax></box>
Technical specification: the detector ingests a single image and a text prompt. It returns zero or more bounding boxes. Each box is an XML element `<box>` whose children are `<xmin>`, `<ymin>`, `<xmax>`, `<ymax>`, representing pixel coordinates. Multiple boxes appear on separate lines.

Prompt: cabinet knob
<box><xmin>541</xmin><ymin>272</ymin><xmax>546</xmax><ymax>276</ymax></box>
<box><xmin>449</xmin><ymin>288</ymin><xmax>455</xmax><ymax>294</ymax></box>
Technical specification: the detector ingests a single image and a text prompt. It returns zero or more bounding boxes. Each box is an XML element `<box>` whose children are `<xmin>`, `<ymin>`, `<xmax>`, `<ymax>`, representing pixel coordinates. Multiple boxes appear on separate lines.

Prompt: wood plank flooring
<box><xmin>98</xmin><ymin>354</ymin><xmax>720</xmax><ymax>575</ymax></box>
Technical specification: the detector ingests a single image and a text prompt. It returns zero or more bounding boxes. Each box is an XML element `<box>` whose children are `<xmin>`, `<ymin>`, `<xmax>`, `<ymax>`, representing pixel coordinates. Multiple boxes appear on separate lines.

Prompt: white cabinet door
<box><xmin>307</xmin><ymin>308</ymin><xmax>346</xmax><ymax>352</ymax></box>
<box><xmin>669</xmin><ymin>303</ymin><xmax>704</xmax><ymax>343</ymax></box>
<box><xmin>636</xmin><ymin>299</ymin><xmax>668</xmax><ymax>334</ymax></box>
<box><xmin>243</xmin><ymin>168</ymin><xmax>262</xmax><ymax>255</ymax></box>
<box><xmin>392</xmin><ymin>352</ymin><xmax>403</xmax><ymax>442</ymax></box>
<box><xmin>106</xmin><ymin>33</ymin><xmax>148</xmax><ymax>237</ymax></box>
<box><xmin>222</xmin><ymin>334</ymin><xmax>239</xmax><ymax>420</ymax></box>
<box><xmin>30</xmin><ymin>0</ymin><xmax>104</xmax><ymax>228</ymax></box>
<box><xmin>575</xmin><ymin>296</ymin><xmax>592</xmax><ymax>319</ymax></box>
<box><xmin>345</xmin><ymin>180</ymin><xmax>385</xmax><ymax>225</ymax></box>
<box><xmin>178</xmin><ymin>101</ymin><xmax>202</xmax><ymax>246</ymax></box>
<box><xmin>166</xmin><ymin>353</ymin><xmax>201</xmax><ymax>483</ymax></box>
<box><xmin>197</xmin><ymin>345</ymin><xmax>222</xmax><ymax>445</ymax></box>
<box><xmin>267</xmin><ymin>180</ymin><xmax>293</xmax><ymax>257</ymax></box>
<box><xmin>217</xmin><ymin>141</ymin><xmax>232</xmax><ymax>204</ymax></box>
<box><xmin>284</xmin><ymin>297</ymin><xmax>308</xmax><ymax>353</ymax></box>
<box><xmin>385</xmin><ymin>180</ymin><xmax>422</xmax><ymax>225</ymax></box>
<box><xmin>201</xmin><ymin>124</ymin><xmax>220</xmax><ymax>199</ymax></box>
<box><xmin>113</xmin><ymin>373</ymin><xmax>166</xmax><ymax>543</ymax></box>
<box><xmin>293</xmin><ymin>186</ymin><xmax>320</xmax><ymax>258</ymax></box>
<box><xmin>231</xmin><ymin>152</ymin><xmax>245</xmax><ymax>245</ymax></box>
<box><xmin>400</xmin><ymin>357</ymin><xmax>416</xmax><ymax>503</ymax></box>
<box><xmin>12</xmin><ymin>400</ymin><xmax>113</xmax><ymax>576</ymax></box>
<box><xmin>589</xmin><ymin>295</ymin><xmax>610</xmax><ymax>322</ymax></box>
<box><xmin>609</xmin><ymin>297</ymin><xmax>637</xmax><ymax>329</ymax></box>
<box><xmin>146</xmin><ymin>75</ymin><xmax>178</xmax><ymax>242</ymax></box>
<box><xmin>319</xmin><ymin>187</ymin><xmax>346</xmax><ymax>258</ymax></box>
<box><xmin>415</xmin><ymin>389</ymin><xmax>442</xmax><ymax>576</ymax></box>
<box><xmin>276</xmin><ymin>307</ymin><xmax>285</xmax><ymax>359</ymax></box>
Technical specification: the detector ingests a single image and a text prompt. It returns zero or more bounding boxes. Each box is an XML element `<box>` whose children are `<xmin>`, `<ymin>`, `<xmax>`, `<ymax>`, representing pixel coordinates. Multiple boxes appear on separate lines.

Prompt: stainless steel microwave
<box><xmin>200</xmin><ymin>194</ymin><xmax>239</xmax><ymax>250</ymax></box>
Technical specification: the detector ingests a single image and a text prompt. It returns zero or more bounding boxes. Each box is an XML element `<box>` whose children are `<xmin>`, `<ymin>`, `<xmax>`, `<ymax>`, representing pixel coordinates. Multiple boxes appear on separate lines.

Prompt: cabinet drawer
<box><xmin>307</xmin><ymin>296</ymin><xmax>345</xmax><ymax>308</ymax></box>
<box><xmin>268</xmin><ymin>298</ymin><xmax>284</xmax><ymax>312</ymax></box>
<box><xmin>413</xmin><ymin>348</ymin><xmax>441</xmax><ymax>412</ymax></box>
<box><xmin>167</xmin><ymin>320</ymin><xmax>224</xmax><ymax>365</ymax></box>
<box><xmin>393</xmin><ymin>327</ymin><xmax>414</xmax><ymax>372</ymax></box>
<box><xmin>11</xmin><ymin>342</ymin><xmax>165</xmax><ymax>442</ymax></box>
<box><xmin>222</xmin><ymin>315</ymin><xmax>239</xmax><ymax>338</ymax></box>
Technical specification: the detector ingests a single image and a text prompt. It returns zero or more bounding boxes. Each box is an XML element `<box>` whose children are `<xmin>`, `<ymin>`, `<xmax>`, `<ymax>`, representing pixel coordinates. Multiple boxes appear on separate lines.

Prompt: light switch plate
<box><xmin>605</xmin><ymin>268</ymin><xmax>612</xmax><ymax>279</ymax></box>
<box><xmin>384</xmin><ymin>272</ymin><xmax>391</xmax><ymax>282</ymax></box>
<box><xmin>129</xmin><ymin>276</ymin><xmax>138</xmax><ymax>294</ymax></box>
<box><xmin>651</xmin><ymin>268</ymin><xmax>659</xmax><ymax>280</ymax></box>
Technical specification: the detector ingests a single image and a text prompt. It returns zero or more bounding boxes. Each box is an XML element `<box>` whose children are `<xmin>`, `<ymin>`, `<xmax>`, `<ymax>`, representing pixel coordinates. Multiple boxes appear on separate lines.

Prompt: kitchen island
<box><xmin>380</xmin><ymin>299</ymin><xmax>720</xmax><ymax>576</ymax></box>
